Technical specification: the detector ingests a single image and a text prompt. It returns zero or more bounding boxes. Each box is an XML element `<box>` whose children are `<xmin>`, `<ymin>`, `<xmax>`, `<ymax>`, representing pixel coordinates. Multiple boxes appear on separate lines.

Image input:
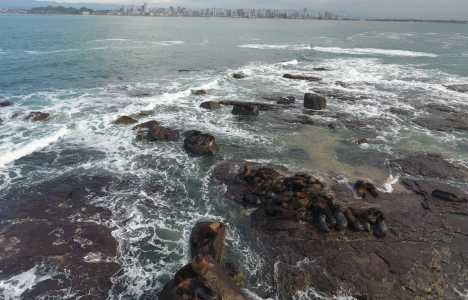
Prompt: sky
<box><xmin>6</xmin><ymin>0</ymin><xmax>468</xmax><ymax>19</ymax></box>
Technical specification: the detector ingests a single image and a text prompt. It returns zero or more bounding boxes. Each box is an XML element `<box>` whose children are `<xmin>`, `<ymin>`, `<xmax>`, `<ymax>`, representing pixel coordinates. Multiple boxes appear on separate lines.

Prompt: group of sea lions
<box><xmin>160</xmin><ymin>222</ymin><xmax>247</xmax><ymax>300</ymax></box>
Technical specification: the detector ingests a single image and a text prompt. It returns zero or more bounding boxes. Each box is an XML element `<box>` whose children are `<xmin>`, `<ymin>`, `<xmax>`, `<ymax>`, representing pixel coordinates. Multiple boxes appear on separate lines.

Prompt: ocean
<box><xmin>0</xmin><ymin>15</ymin><xmax>468</xmax><ymax>299</ymax></box>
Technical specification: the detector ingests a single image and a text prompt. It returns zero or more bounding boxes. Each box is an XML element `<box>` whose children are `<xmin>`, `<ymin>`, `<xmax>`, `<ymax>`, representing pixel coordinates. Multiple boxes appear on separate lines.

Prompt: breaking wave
<box><xmin>312</xmin><ymin>46</ymin><xmax>438</xmax><ymax>57</ymax></box>
<box><xmin>239</xmin><ymin>43</ymin><xmax>312</xmax><ymax>51</ymax></box>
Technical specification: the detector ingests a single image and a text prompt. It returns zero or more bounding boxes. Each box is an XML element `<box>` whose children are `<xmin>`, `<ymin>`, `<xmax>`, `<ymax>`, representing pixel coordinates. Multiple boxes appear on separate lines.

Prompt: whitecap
<box><xmin>92</xmin><ymin>38</ymin><xmax>130</xmax><ymax>42</ymax></box>
<box><xmin>0</xmin><ymin>266</ymin><xmax>53</xmax><ymax>299</ymax></box>
<box><xmin>153</xmin><ymin>40</ymin><xmax>185</xmax><ymax>46</ymax></box>
<box><xmin>0</xmin><ymin>127</ymin><xmax>68</xmax><ymax>168</ymax></box>
<box><xmin>239</xmin><ymin>44</ymin><xmax>312</xmax><ymax>51</ymax></box>
<box><xmin>312</xmin><ymin>46</ymin><xmax>438</xmax><ymax>57</ymax></box>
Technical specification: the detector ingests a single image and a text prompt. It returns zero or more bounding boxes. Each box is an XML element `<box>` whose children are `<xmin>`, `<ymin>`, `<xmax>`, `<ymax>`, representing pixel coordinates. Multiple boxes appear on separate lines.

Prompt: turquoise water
<box><xmin>0</xmin><ymin>15</ymin><xmax>468</xmax><ymax>299</ymax></box>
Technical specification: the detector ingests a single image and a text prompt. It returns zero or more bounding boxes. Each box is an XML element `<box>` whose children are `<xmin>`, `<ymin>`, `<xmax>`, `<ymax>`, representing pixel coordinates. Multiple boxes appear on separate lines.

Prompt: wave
<box><xmin>0</xmin><ymin>266</ymin><xmax>53</xmax><ymax>299</ymax></box>
<box><xmin>92</xmin><ymin>38</ymin><xmax>130</xmax><ymax>42</ymax></box>
<box><xmin>152</xmin><ymin>40</ymin><xmax>185</xmax><ymax>46</ymax></box>
<box><xmin>238</xmin><ymin>43</ymin><xmax>312</xmax><ymax>51</ymax></box>
<box><xmin>312</xmin><ymin>46</ymin><xmax>438</xmax><ymax>57</ymax></box>
<box><xmin>0</xmin><ymin>127</ymin><xmax>68</xmax><ymax>168</ymax></box>
<box><xmin>24</xmin><ymin>47</ymin><xmax>108</xmax><ymax>55</ymax></box>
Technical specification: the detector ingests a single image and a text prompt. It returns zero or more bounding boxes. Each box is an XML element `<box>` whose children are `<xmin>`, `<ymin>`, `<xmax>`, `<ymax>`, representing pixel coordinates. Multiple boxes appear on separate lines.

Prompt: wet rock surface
<box><xmin>134</xmin><ymin>120</ymin><xmax>180</xmax><ymax>142</ymax></box>
<box><xmin>113</xmin><ymin>115</ymin><xmax>138</xmax><ymax>125</ymax></box>
<box><xmin>213</xmin><ymin>160</ymin><xmax>468</xmax><ymax>299</ymax></box>
<box><xmin>184</xmin><ymin>130</ymin><xmax>219</xmax><ymax>156</ymax></box>
<box><xmin>413</xmin><ymin>103</ymin><xmax>468</xmax><ymax>132</ymax></box>
<box><xmin>283</xmin><ymin>74</ymin><xmax>321</xmax><ymax>82</ymax></box>
<box><xmin>391</xmin><ymin>152</ymin><xmax>468</xmax><ymax>181</ymax></box>
<box><xmin>232</xmin><ymin>72</ymin><xmax>247</xmax><ymax>79</ymax></box>
<box><xmin>232</xmin><ymin>103</ymin><xmax>260</xmax><ymax>116</ymax></box>
<box><xmin>25</xmin><ymin>111</ymin><xmax>50</xmax><ymax>122</ymax></box>
<box><xmin>304</xmin><ymin>93</ymin><xmax>327</xmax><ymax>110</ymax></box>
<box><xmin>160</xmin><ymin>221</ymin><xmax>247</xmax><ymax>300</ymax></box>
<box><xmin>192</xmin><ymin>89</ymin><xmax>208</xmax><ymax>96</ymax></box>
<box><xmin>0</xmin><ymin>175</ymin><xmax>119</xmax><ymax>299</ymax></box>
<box><xmin>200</xmin><ymin>101</ymin><xmax>222</xmax><ymax>110</ymax></box>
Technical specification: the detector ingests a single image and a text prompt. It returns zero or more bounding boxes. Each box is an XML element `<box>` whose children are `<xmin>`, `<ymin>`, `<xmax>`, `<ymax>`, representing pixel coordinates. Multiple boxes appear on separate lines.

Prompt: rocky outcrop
<box><xmin>304</xmin><ymin>93</ymin><xmax>327</xmax><ymax>110</ymax></box>
<box><xmin>446</xmin><ymin>84</ymin><xmax>468</xmax><ymax>93</ymax></box>
<box><xmin>184</xmin><ymin>130</ymin><xmax>219</xmax><ymax>156</ymax></box>
<box><xmin>113</xmin><ymin>116</ymin><xmax>138</xmax><ymax>125</ymax></box>
<box><xmin>200</xmin><ymin>101</ymin><xmax>222</xmax><ymax>110</ymax></box>
<box><xmin>0</xmin><ymin>100</ymin><xmax>13</xmax><ymax>107</ymax></box>
<box><xmin>232</xmin><ymin>103</ymin><xmax>260</xmax><ymax>116</ymax></box>
<box><xmin>160</xmin><ymin>221</ymin><xmax>247</xmax><ymax>300</ymax></box>
<box><xmin>391</xmin><ymin>152</ymin><xmax>468</xmax><ymax>181</ymax></box>
<box><xmin>262</xmin><ymin>95</ymin><xmax>296</xmax><ymax>105</ymax></box>
<box><xmin>213</xmin><ymin>161</ymin><xmax>386</xmax><ymax>237</ymax></box>
<box><xmin>192</xmin><ymin>89</ymin><xmax>208</xmax><ymax>96</ymax></box>
<box><xmin>212</xmin><ymin>160</ymin><xmax>468</xmax><ymax>299</ymax></box>
<box><xmin>283</xmin><ymin>74</ymin><xmax>321</xmax><ymax>82</ymax></box>
<box><xmin>133</xmin><ymin>120</ymin><xmax>180</xmax><ymax>141</ymax></box>
<box><xmin>25</xmin><ymin>111</ymin><xmax>50</xmax><ymax>122</ymax></box>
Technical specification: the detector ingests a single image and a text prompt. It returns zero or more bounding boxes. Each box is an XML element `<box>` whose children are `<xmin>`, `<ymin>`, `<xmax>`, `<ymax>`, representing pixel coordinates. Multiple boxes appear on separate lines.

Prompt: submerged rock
<box><xmin>232</xmin><ymin>72</ymin><xmax>247</xmax><ymax>79</ymax></box>
<box><xmin>232</xmin><ymin>103</ymin><xmax>259</xmax><ymax>116</ymax></box>
<box><xmin>113</xmin><ymin>115</ymin><xmax>138</xmax><ymax>125</ymax></box>
<box><xmin>184</xmin><ymin>130</ymin><xmax>218</xmax><ymax>156</ymax></box>
<box><xmin>313</xmin><ymin>67</ymin><xmax>330</xmax><ymax>71</ymax></box>
<box><xmin>133</xmin><ymin>120</ymin><xmax>179</xmax><ymax>141</ymax></box>
<box><xmin>25</xmin><ymin>111</ymin><xmax>50</xmax><ymax>122</ymax></box>
<box><xmin>200</xmin><ymin>101</ymin><xmax>222</xmax><ymax>110</ymax></box>
<box><xmin>283</xmin><ymin>74</ymin><xmax>321</xmax><ymax>82</ymax></box>
<box><xmin>127</xmin><ymin>89</ymin><xmax>152</xmax><ymax>97</ymax></box>
<box><xmin>304</xmin><ymin>93</ymin><xmax>327</xmax><ymax>110</ymax></box>
<box><xmin>192</xmin><ymin>89</ymin><xmax>208</xmax><ymax>96</ymax></box>
<box><xmin>0</xmin><ymin>100</ymin><xmax>13</xmax><ymax>107</ymax></box>
<box><xmin>446</xmin><ymin>84</ymin><xmax>468</xmax><ymax>93</ymax></box>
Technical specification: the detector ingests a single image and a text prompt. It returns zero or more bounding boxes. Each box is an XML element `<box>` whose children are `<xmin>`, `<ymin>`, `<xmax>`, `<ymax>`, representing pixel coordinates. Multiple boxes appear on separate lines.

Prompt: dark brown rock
<box><xmin>184</xmin><ymin>131</ymin><xmax>218</xmax><ymax>156</ymax></box>
<box><xmin>232</xmin><ymin>103</ymin><xmax>259</xmax><ymax>116</ymax></box>
<box><xmin>313</xmin><ymin>67</ymin><xmax>330</xmax><ymax>71</ymax></box>
<box><xmin>113</xmin><ymin>115</ymin><xmax>138</xmax><ymax>125</ymax></box>
<box><xmin>304</xmin><ymin>93</ymin><xmax>327</xmax><ymax>110</ymax></box>
<box><xmin>25</xmin><ymin>111</ymin><xmax>50</xmax><ymax>122</ymax></box>
<box><xmin>133</xmin><ymin>120</ymin><xmax>179</xmax><ymax>141</ymax></box>
<box><xmin>200</xmin><ymin>101</ymin><xmax>222</xmax><ymax>110</ymax></box>
<box><xmin>283</xmin><ymin>74</ymin><xmax>321</xmax><ymax>82</ymax></box>
<box><xmin>190</xmin><ymin>222</ymin><xmax>225</xmax><ymax>264</ymax></box>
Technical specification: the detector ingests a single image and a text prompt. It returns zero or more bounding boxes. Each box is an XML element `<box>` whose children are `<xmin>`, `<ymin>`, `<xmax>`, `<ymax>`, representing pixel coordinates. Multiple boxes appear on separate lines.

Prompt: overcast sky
<box><xmin>36</xmin><ymin>0</ymin><xmax>468</xmax><ymax>19</ymax></box>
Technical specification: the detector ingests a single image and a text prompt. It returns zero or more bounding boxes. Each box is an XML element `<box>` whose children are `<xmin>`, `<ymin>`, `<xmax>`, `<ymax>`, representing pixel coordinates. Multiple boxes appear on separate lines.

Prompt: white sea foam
<box><xmin>381</xmin><ymin>174</ymin><xmax>400</xmax><ymax>193</ymax></box>
<box><xmin>312</xmin><ymin>46</ymin><xmax>438</xmax><ymax>57</ymax></box>
<box><xmin>92</xmin><ymin>38</ymin><xmax>130</xmax><ymax>42</ymax></box>
<box><xmin>239</xmin><ymin>43</ymin><xmax>312</xmax><ymax>51</ymax></box>
<box><xmin>0</xmin><ymin>266</ymin><xmax>53</xmax><ymax>299</ymax></box>
<box><xmin>153</xmin><ymin>40</ymin><xmax>185</xmax><ymax>46</ymax></box>
<box><xmin>0</xmin><ymin>127</ymin><xmax>68</xmax><ymax>168</ymax></box>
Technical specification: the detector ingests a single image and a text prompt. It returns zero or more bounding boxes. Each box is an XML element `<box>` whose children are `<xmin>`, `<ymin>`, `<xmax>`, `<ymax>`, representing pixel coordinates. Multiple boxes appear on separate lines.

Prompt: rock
<box><xmin>446</xmin><ymin>84</ymin><xmax>468</xmax><ymax>93</ymax></box>
<box><xmin>25</xmin><ymin>111</ymin><xmax>50</xmax><ymax>122</ymax></box>
<box><xmin>0</xmin><ymin>100</ymin><xmax>13</xmax><ymax>107</ymax></box>
<box><xmin>0</xmin><ymin>175</ymin><xmax>119</xmax><ymax>299</ymax></box>
<box><xmin>283</xmin><ymin>74</ymin><xmax>321</xmax><ymax>82</ymax></box>
<box><xmin>352</xmin><ymin>138</ymin><xmax>368</xmax><ymax>145</ymax></box>
<box><xmin>184</xmin><ymin>131</ymin><xmax>218</xmax><ymax>156</ymax></box>
<box><xmin>232</xmin><ymin>103</ymin><xmax>259</xmax><ymax>116</ymax></box>
<box><xmin>401</xmin><ymin>179</ymin><xmax>468</xmax><ymax>206</ymax></box>
<box><xmin>354</xmin><ymin>180</ymin><xmax>379</xmax><ymax>198</ymax></box>
<box><xmin>276</xmin><ymin>96</ymin><xmax>296</xmax><ymax>105</ymax></box>
<box><xmin>133</xmin><ymin>120</ymin><xmax>179</xmax><ymax>141</ymax></box>
<box><xmin>192</xmin><ymin>89</ymin><xmax>208</xmax><ymax>96</ymax></box>
<box><xmin>200</xmin><ymin>101</ymin><xmax>222</xmax><ymax>110</ymax></box>
<box><xmin>178</xmin><ymin>69</ymin><xmax>199</xmax><ymax>72</ymax></box>
<box><xmin>190</xmin><ymin>222</ymin><xmax>225</xmax><ymax>264</ymax></box>
<box><xmin>335</xmin><ymin>81</ymin><xmax>350</xmax><ymax>88</ymax></box>
<box><xmin>191</xmin><ymin>256</ymin><xmax>247</xmax><ymax>300</ymax></box>
<box><xmin>391</xmin><ymin>153</ymin><xmax>468</xmax><ymax>181</ymax></box>
<box><xmin>113</xmin><ymin>116</ymin><xmax>138</xmax><ymax>125</ymax></box>
<box><xmin>313</xmin><ymin>67</ymin><xmax>330</xmax><ymax>71</ymax></box>
<box><xmin>304</xmin><ymin>93</ymin><xmax>327</xmax><ymax>110</ymax></box>
<box><xmin>232</xmin><ymin>72</ymin><xmax>247</xmax><ymax>79</ymax></box>
<box><xmin>220</xmin><ymin>100</ymin><xmax>276</xmax><ymax>111</ymax></box>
